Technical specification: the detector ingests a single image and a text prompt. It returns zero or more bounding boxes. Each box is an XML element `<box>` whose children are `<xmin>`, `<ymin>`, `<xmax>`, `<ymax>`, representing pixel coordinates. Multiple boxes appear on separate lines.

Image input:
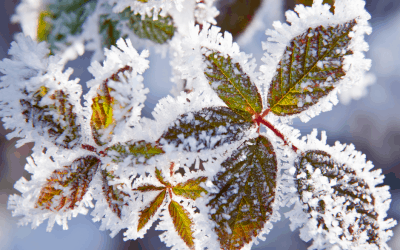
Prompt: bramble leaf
<box><xmin>208</xmin><ymin>136</ymin><xmax>277</xmax><ymax>250</ymax></box>
<box><xmin>127</xmin><ymin>11</ymin><xmax>175</xmax><ymax>44</ymax></box>
<box><xmin>295</xmin><ymin>150</ymin><xmax>387</xmax><ymax>248</ymax></box>
<box><xmin>169</xmin><ymin>200</ymin><xmax>195</xmax><ymax>248</ymax></box>
<box><xmin>159</xmin><ymin>106</ymin><xmax>253</xmax><ymax>152</ymax></box>
<box><xmin>155</xmin><ymin>168</ymin><xmax>171</xmax><ymax>187</ymax></box>
<box><xmin>36</xmin><ymin>156</ymin><xmax>100</xmax><ymax>211</ymax></box>
<box><xmin>267</xmin><ymin>20</ymin><xmax>356</xmax><ymax>116</ymax></box>
<box><xmin>106</xmin><ymin>140</ymin><xmax>164</xmax><ymax>163</ymax></box>
<box><xmin>203</xmin><ymin>51</ymin><xmax>263</xmax><ymax>120</ymax></box>
<box><xmin>41</xmin><ymin>0</ymin><xmax>97</xmax><ymax>52</ymax></box>
<box><xmin>137</xmin><ymin>190</ymin><xmax>166</xmax><ymax>231</ymax></box>
<box><xmin>99</xmin><ymin>15</ymin><xmax>123</xmax><ymax>49</ymax></box>
<box><xmin>21</xmin><ymin>86</ymin><xmax>81</xmax><ymax>148</ymax></box>
<box><xmin>172</xmin><ymin>176</ymin><xmax>208</xmax><ymax>200</ymax></box>
<box><xmin>90</xmin><ymin>66</ymin><xmax>133</xmax><ymax>145</ymax></box>
<box><xmin>102</xmin><ymin>170</ymin><xmax>130</xmax><ymax>218</ymax></box>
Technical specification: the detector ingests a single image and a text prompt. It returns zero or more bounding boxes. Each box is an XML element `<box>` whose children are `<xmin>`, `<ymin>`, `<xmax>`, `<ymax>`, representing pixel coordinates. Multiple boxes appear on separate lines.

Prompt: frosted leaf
<box><xmin>101</xmin><ymin>169</ymin><xmax>130</xmax><ymax>219</ymax></box>
<box><xmin>208</xmin><ymin>135</ymin><xmax>277</xmax><ymax>250</ymax></box>
<box><xmin>126</xmin><ymin>11</ymin><xmax>175</xmax><ymax>44</ymax></box>
<box><xmin>35</xmin><ymin>156</ymin><xmax>100</xmax><ymax>212</ymax></box>
<box><xmin>85</xmin><ymin>38</ymin><xmax>149</xmax><ymax>146</ymax></box>
<box><xmin>285</xmin><ymin>129</ymin><xmax>396</xmax><ymax>250</ymax></box>
<box><xmin>260</xmin><ymin>0</ymin><xmax>372</xmax><ymax>123</ymax></box>
<box><xmin>169</xmin><ymin>23</ymin><xmax>261</xmax><ymax>98</ymax></box>
<box><xmin>159</xmin><ymin>106</ymin><xmax>253</xmax><ymax>152</ymax></box>
<box><xmin>106</xmin><ymin>140</ymin><xmax>164</xmax><ymax>164</ymax></box>
<box><xmin>267</xmin><ymin>20</ymin><xmax>356</xmax><ymax>116</ymax></box>
<box><xmin>128</xmin><ymin>168</ymin><xmax>207</xmax><ymax>249</ymax></box>
<box><xmin>8</xmin><ymin>152</ymin><xmax>101</xmax><ymax>232</ymax></box>
<box><xmin>108</xmin><ymin>0</ymin><xmax>185</xmax><ymax>18</ymax></box>
<box><xmin>45</xmin><ymin>0</ymin><xmax>97</xmax><ymax>52</ymax></box>
<box><xmin>0</xmin><ymin>34</ymin><xmax>83</xmax><ymax>148</ymax></box>
<box><xmin>203</xmin><ymin>50</ymin><xmax>263</xmax><ymax>120</ymax></box>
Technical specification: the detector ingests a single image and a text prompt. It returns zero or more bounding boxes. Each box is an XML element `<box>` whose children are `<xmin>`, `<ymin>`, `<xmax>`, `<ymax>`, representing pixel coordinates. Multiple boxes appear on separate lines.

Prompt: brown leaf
<box><xmin>36</xmin><ymin>156</ymin><xmax>100</xmax><ymax>211</ymax></box>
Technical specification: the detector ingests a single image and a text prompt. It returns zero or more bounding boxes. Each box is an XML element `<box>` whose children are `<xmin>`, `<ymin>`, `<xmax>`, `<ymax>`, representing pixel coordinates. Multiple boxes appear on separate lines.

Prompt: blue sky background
<box><xmin>0</xmin><ymin>0</ymin><xmax>399</xmax><ymax>249</ymax></box>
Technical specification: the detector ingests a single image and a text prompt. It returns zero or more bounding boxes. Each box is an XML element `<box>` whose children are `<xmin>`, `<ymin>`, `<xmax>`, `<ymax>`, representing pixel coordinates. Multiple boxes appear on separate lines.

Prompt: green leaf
<box><xmin>159</xmin><ymin>106</ymin><xmax>253</xmax><ymax>152</ymax></box>
<box><xmin>99</xmin><ymin>15</ymin><xmax>122</xmax><ymax>49</ymax></box>
<box><xmin>203</xmin><ymin>51</ymin><xmax>263</xmax><ymax>120</ymax></box>
<box><xmin>127</xmin><ymin>11</ymin><xmax>175</xmax><ymax>44</ymax></box>
<box><xmin>102</xmin><ymin>170</ymin><xmax>129</xmax><ymax>218</ymax></box>
<box><xmin>42</xmin><ymin>0</ymin><xmax>97</xmax><ymax>53</ymax></box>
<box><xmin>90</xmin><ymin>66</ymin><xmax>133</xmax><ymax>145</ymax></box>
<box><xmin>208</xmin><ymin>136</ymin><xmax>277</xmax><ymax>250</ymax></box>
<box><xmin>106</xmin><ymin>140</ymin><xmax>164</xmax><ymax>163</ymax></box>
<box><xmin>296</xmin><ymin>150</ymin><xmax>383</xmax><ymax>246</ymax></box>
<box><xmin>36</xmin><ymin>156</ymin><xmax>100</xmax><ymax>211</ymax></box>
<box><xmin>21</xmin><ymin>86</ymin><xmax>81</xmax><ymax>148</ymax></box>
<box><xmin>267</xmin><ymin>20</ymin><xmax>356</xmax><ymax>116</ymax></box>
<box><xmin>172</xmin><ymin>176</ymin><xmax>208</xmax><ymax>200</ymax></box>
<box><xmin>137</xmin><ymin>190</ymin><xmax>166</xmax><ymax>231</ymax></box>
<box><xmin>169</xmin><ymin>200</ymin><xmax>195</xmax><ymax>248</ymax></box>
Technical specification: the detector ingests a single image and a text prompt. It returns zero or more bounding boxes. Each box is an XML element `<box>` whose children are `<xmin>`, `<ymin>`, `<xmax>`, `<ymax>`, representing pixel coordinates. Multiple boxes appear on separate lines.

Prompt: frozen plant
<box><xmin>0</xmin><ymin>0</ymin><xmax>396</xmax><ymax>249</ymax></box>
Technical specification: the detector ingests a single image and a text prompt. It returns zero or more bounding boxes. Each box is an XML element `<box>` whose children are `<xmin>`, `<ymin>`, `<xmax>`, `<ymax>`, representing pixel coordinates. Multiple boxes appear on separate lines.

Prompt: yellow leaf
<box><xmin>169</xmin><ymin>200</ymin><xmax>195</xmax><ymax>248</ymax></box>
<box><xmin>137</xmin><ymin>190</ymin><xmax>166</xmax><ymax>231</ymax></box>
<box><xmin>172</xmin><ymin>176</ymin><xmax>208</xmax><ymax>200</ymax></box>
<box><xmin>37</xmin><ymin>11</ymin><xmax>52</xmax><ymax>42</ymax></box>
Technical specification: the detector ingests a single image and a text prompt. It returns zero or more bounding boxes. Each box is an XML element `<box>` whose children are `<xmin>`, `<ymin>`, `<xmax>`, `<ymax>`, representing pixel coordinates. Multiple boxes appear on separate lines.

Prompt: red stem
<box><xmin>254</xmin><ymin>116</ymin><xmax>299</xmax><ymax>153</ymax></box>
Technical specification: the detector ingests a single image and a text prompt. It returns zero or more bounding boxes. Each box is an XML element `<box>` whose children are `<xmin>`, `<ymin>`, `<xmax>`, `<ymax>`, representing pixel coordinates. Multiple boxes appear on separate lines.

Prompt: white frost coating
<box><xmin>108</xmin><ymin>0</ymin><xmax>183</xmax><ymax>18</ymax></box>
<box><xmin>284</xmin><ymin>129</ymin><xmax>396</xmax><ymax>250</ymax></box>
<box><xmin>11</xmin><ymin>0</ymin><xmax>52</xmax><ymax>40</ymax></box>
<box><xmin>260</xmin><ymin>0</ymin><xmax>372</xmax><ymax>123</ymax></box>
<box><xmin>169</xmin><ymin>22</ymin><xmax>262</xmax><ymax>96</ymax></box>
<box><xmin>84</xmin><ymin>38</ymin><xmax>150</xmax><ymax>147</ymax></box>
<box><xmin>7</xmin><ymin>146</ymin><xmax>99</xmax><ymax>232</ymax></box>
<box><xmin>0</xmin><ymin>34</ymin><xmax>84</xmax><ymax>148</ymax></box>
<box><xmin>339</xmin><ymin>72</ymin><xmax>376</xmax><ymax>105</ymax></box>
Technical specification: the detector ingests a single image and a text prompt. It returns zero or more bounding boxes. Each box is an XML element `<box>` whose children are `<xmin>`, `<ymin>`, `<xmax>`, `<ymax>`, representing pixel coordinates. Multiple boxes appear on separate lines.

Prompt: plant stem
<box><xmin>254</xmin><ymin>116</ymin><xmax>299</xmax><ymax>153</ymax></box>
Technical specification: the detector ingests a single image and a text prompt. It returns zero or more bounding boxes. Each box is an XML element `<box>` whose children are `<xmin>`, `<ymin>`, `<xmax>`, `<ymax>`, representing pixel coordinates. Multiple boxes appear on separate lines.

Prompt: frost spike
<box><xmin>268</xmin><ymin>20</ymin><xmax>356</xmax><ymax>116</ymax></box>
<box><xmin>169</xmin><ymin>200</ymin><xmax>195</xmax><ymax>249</ymax></box>
<box><xmin>208</xmin><ymin>135</ymin><xmax>277</xmax><ymax>250</ymax></box>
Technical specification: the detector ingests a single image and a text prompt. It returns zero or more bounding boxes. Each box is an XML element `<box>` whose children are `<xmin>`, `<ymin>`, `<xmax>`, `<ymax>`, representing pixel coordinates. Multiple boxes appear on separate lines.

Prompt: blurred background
<box><xmin>0</xmin><ymin>0</ymin><xmax>399</xmax><ymax>249</ymax></box>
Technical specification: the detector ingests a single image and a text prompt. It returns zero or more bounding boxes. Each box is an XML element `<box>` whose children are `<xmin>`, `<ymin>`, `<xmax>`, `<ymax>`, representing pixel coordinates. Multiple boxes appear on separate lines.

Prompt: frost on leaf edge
<box><xmin>285</xmin><ymin>129</ymin><xmax>396</xmax><ymax>250</ymax></box>
<box><xmin>260</xmin><ymin>0</ymin><xmax>372</xmax><ymax>123</ymax></box>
